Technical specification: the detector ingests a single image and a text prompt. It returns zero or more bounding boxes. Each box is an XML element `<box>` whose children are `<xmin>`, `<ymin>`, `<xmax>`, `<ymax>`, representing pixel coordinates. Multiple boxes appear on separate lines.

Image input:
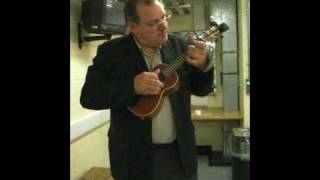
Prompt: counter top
<box><xmin>191</xmin><ymin>106</ymin><xmax>241</xmax><ymax>122</ymax></box>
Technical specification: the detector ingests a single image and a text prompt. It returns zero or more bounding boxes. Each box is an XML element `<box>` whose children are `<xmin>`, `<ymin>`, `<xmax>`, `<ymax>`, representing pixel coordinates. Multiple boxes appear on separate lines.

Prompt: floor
<box><xmin>197</xmin><ymin>155</ymin><xmax>232</xmax><ymax>180</ymax></box>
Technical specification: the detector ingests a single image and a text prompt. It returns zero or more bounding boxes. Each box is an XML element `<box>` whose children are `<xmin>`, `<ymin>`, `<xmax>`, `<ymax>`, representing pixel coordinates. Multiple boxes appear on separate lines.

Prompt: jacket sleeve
<box><xmin>190</xmin><ymin>54</ymin><xmax>214</xmax><ymax>96</ymax></box>
<box><xmin>80</xmin><ymin>44</ymin><xmax>137</xmax><ymax>110</ymax></box>
<box><xmin>176</xmin><ymin>36</ymin><xmax>214</xmax><ymax>96</ymax></box>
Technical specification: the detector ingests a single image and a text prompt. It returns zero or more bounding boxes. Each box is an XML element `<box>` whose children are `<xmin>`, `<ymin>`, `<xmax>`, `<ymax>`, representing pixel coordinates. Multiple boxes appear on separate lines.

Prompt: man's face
<box><xmin>128</xmin><ymin>2</ymin><xmax>169</xmax><ymax>48</ymax></box>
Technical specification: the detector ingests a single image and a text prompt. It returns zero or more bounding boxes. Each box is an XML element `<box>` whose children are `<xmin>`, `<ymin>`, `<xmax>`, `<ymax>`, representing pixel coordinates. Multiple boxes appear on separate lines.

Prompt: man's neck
<box><xmin>133</xmin><ymin>35</ymin><xmax>159</xmax><ymax>56</ymax></box>
<box><xmin>143</xmin><ymin>47</ymin><xmax>157</xmax><ymax>57</ymax></box>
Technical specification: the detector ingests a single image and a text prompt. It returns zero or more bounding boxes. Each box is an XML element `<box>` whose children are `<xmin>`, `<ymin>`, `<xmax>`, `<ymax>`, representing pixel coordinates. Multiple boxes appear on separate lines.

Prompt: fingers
<box><xmin>187</xmin><ymin>35</ymin><xmax>196</xmax><ymax>46</ymax></box>
<box><xmin>143</xmin><ymin>79</ymin><xmax>164</xmax><ymax>95</ymax></box>
<box><xmin>187</xmin><ymin>35</ymin><xmax>206</xmax><ymax>49</ymax></box>
<box><xmin>187</xmin><ymin>45</ymin><xmax>206</xmax><ymax>59</ymax></box>
<box><xmin>186</xmin><ymin>56</ymin><xmax>201</xmax><ymax>68</ymax></box>
<box><xmin>134</xmin><ymin>71</ymin><xmax>164</xmax><ymax>95</ymax></box>
<box><xmin>153</xmin><ymin>68</ymin><xmax>161</xmax><ymax>75</ymax></box>
<box><xmin>146</xmin><ymin>78</ymin><xmax>164</xmax><ymax>88</ymax></box>
<box><xmin>186</xmin><ymin>45</ymin><xmax>207</xmax><ymax>70</ymax></box>
<box><xmin>145</xmin><ymin>84</ymin><xmax>162</xmax><ymax>95</ymax></box>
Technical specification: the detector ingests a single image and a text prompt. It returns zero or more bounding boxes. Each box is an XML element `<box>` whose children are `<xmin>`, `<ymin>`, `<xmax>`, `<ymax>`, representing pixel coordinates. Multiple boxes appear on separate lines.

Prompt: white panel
<box><xmin>191</xmin><ymin>95</ymin><xmax>208</xmax><ymax>106</ymax></box>
<box><xmin>70</xmin><ymin>110</ymin><xmax>110</xmax><ymax>143</ymax></box>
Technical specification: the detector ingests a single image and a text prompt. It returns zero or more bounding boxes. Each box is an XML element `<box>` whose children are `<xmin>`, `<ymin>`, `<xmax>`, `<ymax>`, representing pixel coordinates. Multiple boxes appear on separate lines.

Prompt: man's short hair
<box><xmin>124</xmin><ymin>0</ymin><xmax>163</xmax><ymax>23</ymax></box>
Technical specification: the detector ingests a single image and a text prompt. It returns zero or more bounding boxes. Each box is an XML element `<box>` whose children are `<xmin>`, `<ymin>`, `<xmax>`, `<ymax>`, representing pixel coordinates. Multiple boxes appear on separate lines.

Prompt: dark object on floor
<box><xmin>197</xmin><ymin>145</ymin><xmax>232</xmax><ymax>166</ymax></box>
<box><xmin>232</xmin><ymin>157</ymin><xmax>250</xmax><ymax>180</ymax></box>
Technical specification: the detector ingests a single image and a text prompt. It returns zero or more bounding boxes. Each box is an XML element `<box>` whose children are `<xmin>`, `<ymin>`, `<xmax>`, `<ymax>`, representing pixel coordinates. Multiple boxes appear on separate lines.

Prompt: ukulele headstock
<box><xmin>195</xmin><ymin>22</ymin><xmax>229</xmax><ymax>42</ymax></box>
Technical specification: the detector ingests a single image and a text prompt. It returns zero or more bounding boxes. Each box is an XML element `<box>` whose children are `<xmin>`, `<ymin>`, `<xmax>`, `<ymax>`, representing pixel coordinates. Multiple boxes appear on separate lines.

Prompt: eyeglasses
<box><xmin>142</xmin><ymin>14</ymin><xmax>172</xmax><ymax>29</ymax></box>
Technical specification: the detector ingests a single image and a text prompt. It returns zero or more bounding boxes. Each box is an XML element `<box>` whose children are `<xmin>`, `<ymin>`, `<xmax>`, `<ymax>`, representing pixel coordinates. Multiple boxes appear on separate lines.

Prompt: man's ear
<box><xmin>127</xmin><ymin>21</ymin><xmax>136</xmax><ymax>33</ymax></box>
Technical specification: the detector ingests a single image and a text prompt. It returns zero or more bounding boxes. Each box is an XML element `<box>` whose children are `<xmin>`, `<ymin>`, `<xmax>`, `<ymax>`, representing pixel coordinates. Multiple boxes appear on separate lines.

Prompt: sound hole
<box><xmin>159</xmin><ymin>72</ymin><xmax>167</xmax><ymax>82</ymax></box>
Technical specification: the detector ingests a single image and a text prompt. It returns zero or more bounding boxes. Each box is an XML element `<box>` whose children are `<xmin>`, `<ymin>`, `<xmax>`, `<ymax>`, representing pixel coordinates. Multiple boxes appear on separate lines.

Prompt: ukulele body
<box><xmin>128</xmin><ymin>64</ymin><xmax>180</xmax><ymax>119</ymax></box>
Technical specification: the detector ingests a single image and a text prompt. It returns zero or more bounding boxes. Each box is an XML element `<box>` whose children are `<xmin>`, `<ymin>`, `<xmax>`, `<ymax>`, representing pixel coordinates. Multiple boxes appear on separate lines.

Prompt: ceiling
<box><xmin>162</xmin><ymin>0</ymin><xmax>192</xmax><ymax>15</ymax></box>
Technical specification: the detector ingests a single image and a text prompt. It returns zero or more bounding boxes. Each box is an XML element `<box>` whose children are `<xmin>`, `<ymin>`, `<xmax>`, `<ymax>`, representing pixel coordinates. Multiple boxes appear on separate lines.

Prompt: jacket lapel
<box><xmin>160</xmin><ymin>38</ymin><xmax>176</xmax><ymax>65</ymax></box>
<box><xmin>127</xmin><ymin>34</ymin><xmax>149</xmax><ymax>72</ymax></box>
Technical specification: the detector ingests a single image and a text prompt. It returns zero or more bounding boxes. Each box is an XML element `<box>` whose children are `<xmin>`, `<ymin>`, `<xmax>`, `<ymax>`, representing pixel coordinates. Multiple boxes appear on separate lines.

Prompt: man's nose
<box><xmin>157</xmin><ymin>21</ymin><xmax>168</xmax><ymax>31</ymax></box>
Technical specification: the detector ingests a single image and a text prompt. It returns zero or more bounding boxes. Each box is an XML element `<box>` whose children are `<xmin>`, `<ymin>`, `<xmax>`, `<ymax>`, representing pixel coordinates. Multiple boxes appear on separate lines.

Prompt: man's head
<box><xmin>124</xmin><ymin>0</ymin><xmax>169</xmax><ymax>48</ymax></box>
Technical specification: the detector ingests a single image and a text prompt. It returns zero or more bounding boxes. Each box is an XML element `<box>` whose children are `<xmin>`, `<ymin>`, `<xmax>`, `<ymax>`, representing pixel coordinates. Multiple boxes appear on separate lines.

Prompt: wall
<box><xmin>70</xmin><ymin>0</ymin><xmax>110</xmax><ymax>179</ymax></box>
<box><xmin>238</xmin><ymin>0</ymin><xmax>250</xmax><ymax>128</ymax></box>
<box><xmin>70</xmin><ymin>124</ymin><xmax>110</xmax><ymax>180</ymax></box>
<box><xmin>168</xmin><ymin>14</ymin><xmax>194</xmax><ymax>32</ymax></box>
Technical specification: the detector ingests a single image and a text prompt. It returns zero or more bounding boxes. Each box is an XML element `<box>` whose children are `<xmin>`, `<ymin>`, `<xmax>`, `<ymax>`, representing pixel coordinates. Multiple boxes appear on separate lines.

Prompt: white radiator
<box><xmin>70</xmin><ymin>110</ymin><xmax>110</xmax><ymax>143</ymax></box>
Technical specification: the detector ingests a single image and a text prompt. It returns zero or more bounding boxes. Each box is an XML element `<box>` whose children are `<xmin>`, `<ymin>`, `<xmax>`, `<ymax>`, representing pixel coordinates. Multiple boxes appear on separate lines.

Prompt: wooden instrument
<box><xmin>128</xmin><ymin>23</ymin><xmax>229</xmax><ymax>119</ymax></box>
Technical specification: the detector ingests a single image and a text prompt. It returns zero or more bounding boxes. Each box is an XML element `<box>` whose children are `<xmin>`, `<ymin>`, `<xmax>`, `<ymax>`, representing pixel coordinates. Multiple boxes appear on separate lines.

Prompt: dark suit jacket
<box><xmin>80</xmin><ymin>33</ymin><xmax>213</xmax><ymax>180</ymax></box>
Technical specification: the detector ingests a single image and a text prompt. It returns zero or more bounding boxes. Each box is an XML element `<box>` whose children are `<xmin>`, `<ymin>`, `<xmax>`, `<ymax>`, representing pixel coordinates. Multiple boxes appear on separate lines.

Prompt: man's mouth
<box><xmin>160</xmin><ymin>32</ymin><xmax>168</xmax><ymax>37</ymax></box>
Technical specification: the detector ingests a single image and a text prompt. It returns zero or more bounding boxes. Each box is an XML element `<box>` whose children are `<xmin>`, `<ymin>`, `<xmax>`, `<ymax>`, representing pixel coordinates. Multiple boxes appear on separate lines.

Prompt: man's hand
<box><xmin>134</xmin><ymin>69</ymin><xmax>164</xmax><ymax>95</ymax></box>
<box><xmin>186</xmin><ymin>35</ymin><xmax>208</xmax><ymax>70</ymax></box>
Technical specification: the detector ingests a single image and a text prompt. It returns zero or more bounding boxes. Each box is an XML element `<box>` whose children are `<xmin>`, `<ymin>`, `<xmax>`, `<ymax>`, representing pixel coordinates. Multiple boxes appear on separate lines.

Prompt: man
<box><xmin>80</xmin><ymin>0</ymin><xmax>213</xmax><ymax>179</ymax></box>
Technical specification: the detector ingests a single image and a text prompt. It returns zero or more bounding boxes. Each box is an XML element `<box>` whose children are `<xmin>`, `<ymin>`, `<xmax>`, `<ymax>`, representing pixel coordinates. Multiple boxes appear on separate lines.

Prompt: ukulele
<box><xmin>128</xmin><ymin>23</ymin><xmax>229</xmax><ymax>119</ymax></box>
